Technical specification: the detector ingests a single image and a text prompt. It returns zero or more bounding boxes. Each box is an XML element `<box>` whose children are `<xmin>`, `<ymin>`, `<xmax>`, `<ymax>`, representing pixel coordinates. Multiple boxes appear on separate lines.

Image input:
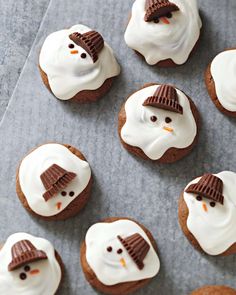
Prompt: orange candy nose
<box><xmin>163</xmin><ymin>126</ymin><xmax>173</xmax><ymax>132</ymax></box>
<box><xmin>161</xmin><ymin>17</ymin><xmax>170</xmax><ymax>24</ymax></box>
<box><xmin>202</xmin><ymin>203</ymin><xmax>208</xmax><ymax>212</ymax></box>
<box><xmin>70</xmin><ymin>50</ymin><xmax>79</xmax><ymax>54</ymax></box>
<box><xmin>30</xmin><ymin>269</ymin><xmax>40</xmax><ymax>275</ymax></box>
<box><xmin>120</xmin><ymin>258</ymin><xmax>126</xmax><ymax>268</ymax></box>
<box><xmin>56</xmin><ymin>202</ymin><xmax>62</xmax><ymax>210</ymax></box>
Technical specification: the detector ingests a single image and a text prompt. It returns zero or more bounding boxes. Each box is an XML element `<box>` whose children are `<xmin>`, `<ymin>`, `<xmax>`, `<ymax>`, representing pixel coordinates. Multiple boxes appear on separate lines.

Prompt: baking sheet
<box><xmin>0</xmin><ymin>0</ymin><xmax>236</xmax><ymax>294</ymax></box>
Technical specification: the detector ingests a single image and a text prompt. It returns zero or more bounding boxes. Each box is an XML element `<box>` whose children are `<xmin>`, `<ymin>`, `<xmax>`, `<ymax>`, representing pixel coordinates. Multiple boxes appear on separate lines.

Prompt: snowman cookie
<box><xmin>124</xmin><ymin>0</ymin><xmax>202</xmax><ymax>66</ymax></box>
<box><xmin>118</xmin><ymin>83</ymin><xmax>199</xmax><ymax>163</ymax></box>
<box><xmin>190</xmin><ymin>285</ymin><xmax>236</xmax><ymax>295</ymax></box>
<box><xmin>178</xmin><ymin>172</ymin><xmax>236</xmax><ymax>256</ymax></box>
<box><xmin>81</xmin><ymin>217</ymin><xmax>160</xmax><ymax>295</ymax></box>
<box><xmin>205</xmin><ymin>48</ymin><xmax>236</xmax><ymax>117</ymax></box>
<box><xmin>16</xmin><ymin>143</ymin><xmax>92</xmax><ymax>220</ymax></box>
<box><xmin>0</xmin><ymin>233</ymin><xmax>63</xmax><ymax>295</ymax></box>
<box><xmin>39</xmin><ymin>24</ymin><xmax>120</xmax><ymax>102</ymax></box>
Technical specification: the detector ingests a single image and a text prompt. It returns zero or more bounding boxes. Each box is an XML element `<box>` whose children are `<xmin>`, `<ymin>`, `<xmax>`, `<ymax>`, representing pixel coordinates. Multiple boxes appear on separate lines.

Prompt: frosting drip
<box><xmin>85</xmin><ymin>220</ymin><xmax>160</xmax><ymax>285</ymax></box>
<box><xmin>121</xmin><ymin>84</ymin><xmax>197</xmax><ymax>160</ymax></box>
<box><xmin>19</xmin><ymin>143</ymin><xmax>91</xmax><ymax>217</ymax></box>
<box><xmin>211</xmin><ymin>49</ymin><xmax>236</xmax><ymax>112</ymax></box>
<box><xmin>39</xmin><ymin>24</ymin><xmax>120</xmax><ymax>100</ymax></box>
<box><xmin>184</xmin><ymin>171</ymin><xmax>236</xmax><ymax>255</ymax></box>
<box><xmin>124</xmin><ymin>0</ymin><xmax>202</xmax><ymax>65</ymax></box>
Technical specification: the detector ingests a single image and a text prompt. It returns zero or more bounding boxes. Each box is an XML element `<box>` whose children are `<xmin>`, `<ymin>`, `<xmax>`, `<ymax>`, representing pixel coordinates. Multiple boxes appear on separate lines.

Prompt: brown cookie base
<box><xmin>80</xmin><ymin>217</ymin><xmax>159</xmax><ymax>295</ymax></box>
<box><xmin>205</xmin><ymin>48</ymin><xmax>236</xmax><ymax>117</ymax></box>
<box><xmin>190</xmin><ymin>285</ymin><xmax>236</xmax><ymax>295</ymax></box>
<box><xmin>39</xmin><ymin>65</ymin><xmax>115</xmax><ymax>103</ymax></box>
<box><xmin>16</xmin><ymin>143</ymin><xmax>92</xmax><ymax>221</ymax></box>
<box><xmin>178</xmin><ymin>193</ymin><xmax>236</xmax><ymax>256</ymax></box>
<box><xmin>118</xmin><ymin>83</ymin><xmax>200</xmax><ymax>164</ymax></box>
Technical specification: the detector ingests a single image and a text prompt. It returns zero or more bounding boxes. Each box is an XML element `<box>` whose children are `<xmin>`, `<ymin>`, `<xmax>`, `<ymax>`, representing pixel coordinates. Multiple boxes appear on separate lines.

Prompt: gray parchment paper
<box><xmin>0</xmin><ymin>0</ymin><xmax>236</xmax><ymax>294</ymax></box>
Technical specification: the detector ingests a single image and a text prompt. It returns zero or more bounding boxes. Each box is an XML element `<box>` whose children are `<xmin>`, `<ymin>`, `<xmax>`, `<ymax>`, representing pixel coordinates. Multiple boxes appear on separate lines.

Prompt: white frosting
<box><xmin>124</xmin><ymin>0</ymin><xmax>202</xmax><ymax>65</ymax></box>
<box><xmin>0</xmin><ymin>233</ymin><xmax>61</xmax><ymax>295</ymax></box>
<box><xmin>184</xmin><ymin>171</ymin><xmax>236</xmax><ymax>255</ymax></box>
<box><xmin>85</xmin><ymin>219</ymin><xmax>160</xmax><ymax>286</ymax></box>
<box><xmin>39</xmin><ymin>24</ymin><xmax>120</xmax><ymax>100</ymax></box>
<box><xmin>211</xmin><ymin>49</ymin><xmax>236</xmax><ymax>112</ymax></box>
<box><xmin>121</xmin><ymin>84</ymin><xmax>197</xmax><ymax>160</ymax></box>
<box><xmin>19</xmin><ymin>143</ymin><xmax>91</xmax><ymax>217</ymax></box>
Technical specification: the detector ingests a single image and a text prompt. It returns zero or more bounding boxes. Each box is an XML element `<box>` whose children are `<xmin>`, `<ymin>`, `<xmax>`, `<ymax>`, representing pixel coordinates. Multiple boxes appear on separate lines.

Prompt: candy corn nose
<box><xmin>202</xmin><ymin>203</ymin><xmax>208</xmax><ymax>212</ymax></box>
<box><xmin>56</xmin><ymin>202</ymin><xmax>62</xmax><ymax>210</ymax></box>
<box><xmin>71</xmin><ymin>50</ymin><xmax>78</xmax><ymax>54</ymax></box>
<box><xmin>120</xmin><ymin>258</ymin><xmax>126</xmax><ymax>268</ymax></box>
<box><xmin>163</xmin><ymin>126</ymin><xmax>173</xmax><ymax>132</ymax></box>
<box><xmin>161</xmin><ymin>17</ymin><xmax>170</xmax><ymax>24</ymax></box>
<box><xmin>30</xmin><ymin>269</ymin><xmax>40</xmax><ymax>275</ymax></box>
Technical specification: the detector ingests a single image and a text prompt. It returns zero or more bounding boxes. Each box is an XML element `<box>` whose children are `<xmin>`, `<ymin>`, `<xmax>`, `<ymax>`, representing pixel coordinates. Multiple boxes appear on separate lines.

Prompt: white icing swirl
<box><xmin>121</xmin><ymin>85</ymin><xmax>197</xmax><ymax>160</ymax></box>
<box><xmin>19</xmin><ymin>143</ymin><xmax>91</xmax><ymax>217</ymax></box>
<box><xmin>85</xmin><ymin>219</ymin><xmax>160</xmax><ymax>286</ymax></box>
<box><xmin>0</xmin><ymin>233</ymin><xmax>61</xmax><ymax>295</ymax></box>
<box><xmin>124</xmin><ymin>0</ymin><xmax>202</xmax><ymax>65</ymax></box>
<box><xmin>39</xmin><ymin>24</ymin><xmax>120</xmax><ymax>100</ymax></box>
<box><xmin>210</xmin><ymin>49</ymin><xmax>236</xmax><ymax>112</ymax></box>
<box><xmin>184</xmin><ymin>171</ymin><xmax>236</xmax><ymax>255</ymax></box>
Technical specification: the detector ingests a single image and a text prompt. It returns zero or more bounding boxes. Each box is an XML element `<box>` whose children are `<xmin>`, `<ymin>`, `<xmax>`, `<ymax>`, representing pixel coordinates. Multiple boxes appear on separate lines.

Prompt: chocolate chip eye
<box><xmin>61</xmin><ymin>191</ymin><xmax>67</xmax><ymax>197</ymax></box>
<box><xmin>150</xmin><ymin>116</ymin><xmax>157</xmax><ymax>122</ymax></box>
<box><xmin>117</xmin><ymin>249</ymin><xmax>123</xmax><ymax>254</ymax></box>
<box><xmin>19</xmin><ymin>273</ymin><xmax>27</xmax><ymax>280</ymax></box>
<box><xmin>210</xmin><ymin>202</ymin><xmax>216</xmax><ymax>207</ymax></box>
<box><xmin>154</xmin><ymin>18</ymin><xmax>159</xmax><ymax>23</ymax></box>
<box><xmin>81</xmin><ymin>53</ymin><xmax>87</xmax><ymax>59</ymax></box>
<box><xmin>165</xmin><ymin>117</ymin><xmax>172</xmax><ymax>123</ymax></box>
<box><xmin>196</xmin><ymin>195</ymin><xmax>202</xmax><ymax>201</ymax></box>
<box><xmin>107</xmin><ymin>246</ymin><xmax>112</xmax><ymax>252</ymax></box>
<box><xmin>68</xmin><ymin>44</ymin><xmax>75</xmax><ymax>49</ymax></box>
<box><xmin>69</xmin><ymin>191</ymin><xmax>74</xmax><ymax>197</ymax></box>
<box><xmin>24</xmin><ymin>265</ymin><xmax>30</xmax><ymax>272</ymax></box>
<box><xmin>166</xmin><ymin>12</ymin><xmax>172</xmax><ymax>18</ymax></box>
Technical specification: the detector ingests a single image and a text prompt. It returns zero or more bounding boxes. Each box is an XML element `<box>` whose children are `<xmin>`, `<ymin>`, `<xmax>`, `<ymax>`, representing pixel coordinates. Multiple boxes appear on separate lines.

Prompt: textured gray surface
<box><xmin>0</xmin><ymin>0</ymin><xmax>236</xmax><ymax>294</ymax></box>
<box><xmin>0</xmin><ymin>0</ymin><xmax>50</xmax><ymax>119</ymax></box>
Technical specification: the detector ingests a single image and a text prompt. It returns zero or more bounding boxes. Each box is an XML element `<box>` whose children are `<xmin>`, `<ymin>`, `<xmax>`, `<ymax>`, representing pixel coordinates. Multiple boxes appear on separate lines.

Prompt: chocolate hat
<box><xmin>117</xmin><ymin>233</ymin><xmax>150</xmax><ymax>270</ymax></box>
<box><xmin>40</xmin><ymin>164</ymin><xmax>76</xmax><ymax>201</ymax></box>
<box><xmin>144</xmin><ymin>0</ymin><xmax>179</xmax><ymax>22</ymax></box>
<box><xmin>69</xmin><ymin>30</ymin><xmax>104</xmax><ymax>63</ymax></box>
<box><xmin>185</xmin><ymin>174</ymin><xmax>224</xmax><ymax>205</ymax></box>
<box><xmin>8</xmin><ymin>240</ymin><xmax>48</xmax><ymax>271</ymax></box>
<box><xmin>143</xmin><ymin>84</ymin><xmax>183</xmax><ymax>114</ymax></box>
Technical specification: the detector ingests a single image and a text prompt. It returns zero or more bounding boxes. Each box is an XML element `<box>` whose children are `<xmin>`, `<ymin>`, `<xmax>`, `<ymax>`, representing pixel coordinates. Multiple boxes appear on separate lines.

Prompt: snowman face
<box><xmin>185</xmin><ymin>193</ymin><xmax>228</xmax><ymax>225</ymax></box>
<box><xmin>102</xmin><ymin>237</ymin><xmax>129</xmax><ymax>269</ymax></box>
<box><xmin>45</xmin><ymin>178</ymin><xmax>78</xmax><ymax>213</ymax></box>
<box><xmin>12</xmin><ymin>260</ymin><xmax>49</xmax><ymax>288</ymax></box>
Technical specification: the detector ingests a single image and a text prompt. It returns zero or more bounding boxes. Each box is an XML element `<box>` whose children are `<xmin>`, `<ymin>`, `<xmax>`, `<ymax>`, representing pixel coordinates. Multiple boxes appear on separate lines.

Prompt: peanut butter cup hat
<box><xmin>143</xmin><ymin>84</ymin><xmax>183</xmax><ymax>114</ymax></box>
<box><xmin>185</xmin><ymin>174</ymin><xmax>224</xmax><ymax>205</ymax></box>
<box><xmin>40</xmin><ymin>164</ymin><xmax>76</xmax><ymax>201</ymax></box>
<box><xmin>8</xmin><ymin>240</ymin><xmax>48</xmax><ymax>271</ymax></box>
<box><xmin>69</xmin><ymin>30</ymin><xmax>104</xmax><ymax>63</ymax></box>
<box><xmin>144</xmin><ymin>0</ymin><xmax>179</xmax><ymax>22</ymax></box>
<box><xmin>117</xmin><ymin>233</ymin><xmax>150</xmax><ymax>270</ymax></box>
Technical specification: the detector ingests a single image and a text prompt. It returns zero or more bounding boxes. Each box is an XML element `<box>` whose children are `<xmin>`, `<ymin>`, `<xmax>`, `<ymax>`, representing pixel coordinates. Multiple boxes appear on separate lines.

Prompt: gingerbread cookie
<box><xmin>118</xmin><ymin>84</ymin><xmax>200</xmax><ymax>163</ymax></box>
<box><xmin>39</xmin><ymin>24</ymin><xmax>120</xmax><ymax>102</ymax></box>
<box><xmin>80</xmin><ymin>217</ymin><xmax>160</xmax><ymax>295</ymax></box>
<box><xmin>179</xmin><ymin>171</ymin><xmax>236</xmax><ymax>256</ymax></box>
<box><xmin>124</xmin><ymin>0</ymin><xmax>202</xmax><ymax>66</ymax></box>
<box><xmin>16</xmin><ymin>143</ymin><xmax>92</xmax><ymax>220</ymax></box>
<box><xmin>0</xmin><ymin>233</ymin><xmax>63</xmax><ymax>295</ymax></box>
<box><xmin>205</xmin><ymin>48</ymin><xmax>236</xmax><ymax>117</ymax></box>
<box><xmin>190</xmin><ymin>285</ymin><xmax>236</xmax><ymax>295</ymax></box>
